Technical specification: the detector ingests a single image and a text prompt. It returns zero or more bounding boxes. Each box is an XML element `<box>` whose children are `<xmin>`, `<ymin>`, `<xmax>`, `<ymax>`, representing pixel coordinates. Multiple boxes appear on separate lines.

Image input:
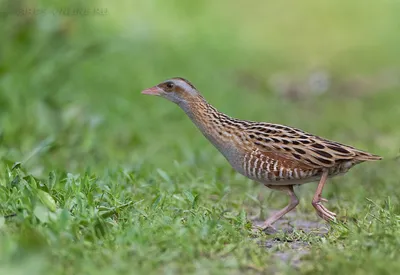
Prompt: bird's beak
<box><xmin>141</xmin><ymin>86</ymin><xmax>163</xmax><ymax>96</ymax></box>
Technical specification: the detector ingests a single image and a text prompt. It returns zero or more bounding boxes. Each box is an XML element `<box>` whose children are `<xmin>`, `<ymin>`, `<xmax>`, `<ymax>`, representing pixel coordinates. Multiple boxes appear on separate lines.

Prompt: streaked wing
<box><xmin>244</xmin><ymin>122</ymin><xmax>381</xmax><ymax>169</ymax></box>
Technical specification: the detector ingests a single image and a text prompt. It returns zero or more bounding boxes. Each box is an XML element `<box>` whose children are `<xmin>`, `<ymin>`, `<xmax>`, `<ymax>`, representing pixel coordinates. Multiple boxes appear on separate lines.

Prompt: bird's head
<box><xmin>141</xmin><ymin>77</ymin><xmax>203</xmax><ymax>105</ymax></box>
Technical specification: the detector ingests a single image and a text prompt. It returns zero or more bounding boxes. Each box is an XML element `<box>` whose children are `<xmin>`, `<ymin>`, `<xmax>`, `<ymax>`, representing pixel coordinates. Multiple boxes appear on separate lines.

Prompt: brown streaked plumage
<box><xmin>142</xmin><ymin>77</ymin><xmax>382</xmax><ymax>230</ymax></box>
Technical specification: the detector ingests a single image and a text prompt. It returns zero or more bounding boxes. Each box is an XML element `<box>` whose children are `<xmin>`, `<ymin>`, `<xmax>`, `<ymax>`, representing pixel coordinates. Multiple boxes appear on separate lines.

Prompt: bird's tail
<box><xmin>355</xmin><ymin>151</ymin><xmax>382</xmax><ymax>161</ymax></box>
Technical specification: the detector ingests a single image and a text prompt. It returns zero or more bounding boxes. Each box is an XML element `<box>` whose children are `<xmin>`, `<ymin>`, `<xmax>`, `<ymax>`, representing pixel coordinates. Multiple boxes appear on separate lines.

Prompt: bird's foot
<box><xmin>251</xmin><ymin>222</ymin><xmax>277</xmax><ymax>235</ymax></box>
<box><xmin>312</xmin><ymin>198</ymin><xmax>337</xmax><ymax>222</ymax></box>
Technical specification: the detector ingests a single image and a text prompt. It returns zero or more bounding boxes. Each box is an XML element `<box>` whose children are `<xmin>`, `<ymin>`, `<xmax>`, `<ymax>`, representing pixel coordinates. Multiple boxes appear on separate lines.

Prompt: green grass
<box><xmin>1</xmin><ymin>0</ymin><xmax>400</xmax><ymax>274</ymax></box>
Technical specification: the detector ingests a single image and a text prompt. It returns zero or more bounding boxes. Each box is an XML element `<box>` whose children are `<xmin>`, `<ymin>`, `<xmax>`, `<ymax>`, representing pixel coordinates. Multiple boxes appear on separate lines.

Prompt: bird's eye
<box><xmin>166</xmin><ymin>82</ymin><xmax>174</xmax><ymax>89</ymax></box>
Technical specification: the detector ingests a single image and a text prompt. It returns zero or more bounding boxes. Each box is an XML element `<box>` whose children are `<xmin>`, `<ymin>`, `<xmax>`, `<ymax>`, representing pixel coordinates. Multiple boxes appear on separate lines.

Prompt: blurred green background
<box><xmin>0</xmin><ymin>0</ymin><xmax>399</xmax><ymax>274</ymax></box>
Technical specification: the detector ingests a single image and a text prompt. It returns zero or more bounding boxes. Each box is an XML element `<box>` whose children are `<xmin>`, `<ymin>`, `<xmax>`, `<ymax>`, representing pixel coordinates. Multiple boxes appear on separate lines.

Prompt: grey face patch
<box><xmin>158</xmin><ymin>78</ymin><xmax>198</xmax><ymax>104</ymax></box>
<box><xmin>161</xmin><ymin>78</ymin><xmax>199</xmax><ymax>98</ymax></box>
<box><xmin>171</xmin><ymin>77</ymin><xmax>196</xmax><ymax>89</ymax></box>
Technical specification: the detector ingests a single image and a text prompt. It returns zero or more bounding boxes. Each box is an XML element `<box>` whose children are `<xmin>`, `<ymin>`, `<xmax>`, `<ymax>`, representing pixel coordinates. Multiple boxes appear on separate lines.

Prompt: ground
<box><xmin>0</xmin><ymin>1</ymin><xmax>399</xmax><ymax>274</ymax></box>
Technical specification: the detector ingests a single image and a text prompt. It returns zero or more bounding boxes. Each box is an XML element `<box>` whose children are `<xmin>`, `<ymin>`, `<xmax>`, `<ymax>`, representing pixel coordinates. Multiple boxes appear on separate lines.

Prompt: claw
<box><xmin>313</xmin><ymin>201</ymin><xmax>337</xmax><ymax>222</ymax></box>
<box><xmin>319</xmin><ymin>204</ymin><xmax>337</xmax><ymax>217</ymax></box>
<box><xmin>312</xmin><ymin>171</ymin><xmax>337</xmax><ymax>223</ymax></box>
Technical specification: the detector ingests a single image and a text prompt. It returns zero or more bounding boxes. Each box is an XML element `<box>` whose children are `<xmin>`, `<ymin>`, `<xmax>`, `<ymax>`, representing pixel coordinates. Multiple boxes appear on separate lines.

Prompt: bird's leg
<box><xmin>312</xmin><ymin>170</ymin><xmax>337</xmax><ymax>222</ymax></box>
<box><xmin>260</xmin><ymin>185</ymin><xmax>299</xmax><ymax>230</ymax></box>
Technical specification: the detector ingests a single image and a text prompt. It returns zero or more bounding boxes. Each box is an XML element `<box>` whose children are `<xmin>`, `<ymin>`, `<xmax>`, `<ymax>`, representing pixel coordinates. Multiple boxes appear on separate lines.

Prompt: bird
<box><xmin>141</xmin><ymin>77</ymin><xmax>382</xmax><ymax>230</ymax></box>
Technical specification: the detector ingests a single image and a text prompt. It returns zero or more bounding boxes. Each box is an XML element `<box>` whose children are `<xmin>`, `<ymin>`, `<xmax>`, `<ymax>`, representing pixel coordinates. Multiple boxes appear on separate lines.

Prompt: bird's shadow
<box><xmin>250</xmin><ymin>210</ymin><xmax>330</xmax><ymax>268</ymax></box>
<box><xmin>251</xmin><ymin>209</ymin><xmax>330</xmax><ymax>235</ymax></box>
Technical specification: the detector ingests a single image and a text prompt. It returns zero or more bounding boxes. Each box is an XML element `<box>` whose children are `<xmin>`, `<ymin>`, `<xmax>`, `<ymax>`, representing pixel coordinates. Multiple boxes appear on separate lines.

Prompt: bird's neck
<box><xmin>178</xmin><ymin>98</ymin><xmax>223</xmax><ymax>137</ymax></box>
<box><xmin>178</xmin><ymin>98</ymin><xmax>247</xmax><ymax>160</ymax></box>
